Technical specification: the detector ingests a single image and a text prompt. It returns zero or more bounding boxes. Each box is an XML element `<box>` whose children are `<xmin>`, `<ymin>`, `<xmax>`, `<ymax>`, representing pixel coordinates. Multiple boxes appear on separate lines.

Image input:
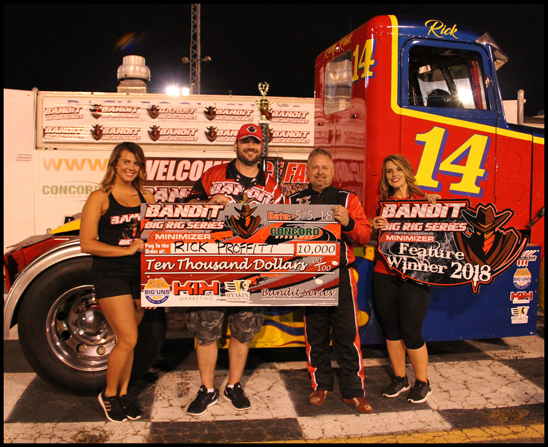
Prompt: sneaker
<box><xmin>407</xmin><ymin>379</ymin><xmax>432</xmax><ymax>403</ymax></box>
<box><xmin>187</xmin><ymin>385</ymin><xmax>219</xmax><ymax>415</ymax></box>
<box><xmin>224</xmin><ymin>382</ymin><xmax>251</xmax><ymax>410</ymax></box>
<box><xmin>120</xmin><ymin>394</ymin><xmax>143</xmax><ymax>420</ymax></box>
<box><xmin>98</xmin><ymin>390</ymin><xmax>128</xmax><ymax>422</ymax></box>
<box><xmin>382</xmin><ymin>376</ymin><xmax>411</xmax><ymax>398</ymax></box>
<box><xmin>342</xmin><ymin>396</ymin><xmax>374</xmax><ymax>414</ymax></box>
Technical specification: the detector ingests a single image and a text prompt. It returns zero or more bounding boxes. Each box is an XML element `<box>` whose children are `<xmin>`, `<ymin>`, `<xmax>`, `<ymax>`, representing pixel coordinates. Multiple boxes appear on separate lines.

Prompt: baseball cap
<box><xmin>237</xmin><ymin>123</ymin><xmax>263</xmax><ymax>143</ymax></box>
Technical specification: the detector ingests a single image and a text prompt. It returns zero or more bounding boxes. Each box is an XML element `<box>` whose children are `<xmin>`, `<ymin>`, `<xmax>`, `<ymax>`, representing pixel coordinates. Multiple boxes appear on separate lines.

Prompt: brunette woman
<box><xmin>80</xmin><ymin>142</ymin><xmax>154</xmax><ymax>421</ymax></box>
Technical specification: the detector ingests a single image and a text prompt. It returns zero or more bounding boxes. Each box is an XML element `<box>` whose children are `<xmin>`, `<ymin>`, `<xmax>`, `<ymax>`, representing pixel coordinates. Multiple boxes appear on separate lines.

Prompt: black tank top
<box><xmin>92</xmin><ymin>189</ymin><xmax>146</xmax><ymax>274</ymax></box>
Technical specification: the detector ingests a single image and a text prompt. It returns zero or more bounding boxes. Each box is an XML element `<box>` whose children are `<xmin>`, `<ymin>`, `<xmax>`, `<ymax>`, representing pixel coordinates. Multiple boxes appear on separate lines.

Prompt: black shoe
<box><xmin>120</xmin><ymin>393</ymin><xmax>143</xmax><ymax>420</ymax></box>
<box><xmin>187</xmin><ymin>385</ymin><xmax>219</xmax><ymax>415</ymax></box>
<box><xmin>224</xmin><ymin>382</ymin><xmax>251</xmax><ymax>410</ymax></box>
<box><xmin>407</xmin><ymin>379</ymin><xmax>432</xmax><ymax>403</ymax></box>
<box><xmin>382</xmin><ymin>376</ymin><xmax>411</xmax><ymax>398</ymax></box>
<box><xmin>98</xmin><ymin>390</ymin><xmax>128</xmax><ymax>422</ymax></box>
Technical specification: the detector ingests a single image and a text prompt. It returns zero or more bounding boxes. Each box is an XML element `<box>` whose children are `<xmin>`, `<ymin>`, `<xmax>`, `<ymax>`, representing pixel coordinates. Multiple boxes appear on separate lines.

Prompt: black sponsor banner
<box><xmin>377</xmin><ymin>200</ymin><xmax>527</xmax><ymax>293</ymax></box>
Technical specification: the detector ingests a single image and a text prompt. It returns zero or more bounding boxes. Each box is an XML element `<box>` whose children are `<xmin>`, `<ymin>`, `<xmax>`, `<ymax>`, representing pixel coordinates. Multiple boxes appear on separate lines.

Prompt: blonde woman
<box><xmin>80</xmin><ymin>142</ymin><xmax>154</xmax><ymax>422</ymax></box>
<box><xmin>370</xmin><ymin>154</ymin><xmax>440</xmax><ymax>404</ymax></box>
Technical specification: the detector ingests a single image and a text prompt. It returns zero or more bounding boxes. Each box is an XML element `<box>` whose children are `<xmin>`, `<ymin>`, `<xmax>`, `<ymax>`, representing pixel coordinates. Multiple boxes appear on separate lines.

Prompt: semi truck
<box><xmin>4</xmin><ymin>15</ymin><xmax>544</xmax><ymax>393</ymax></box>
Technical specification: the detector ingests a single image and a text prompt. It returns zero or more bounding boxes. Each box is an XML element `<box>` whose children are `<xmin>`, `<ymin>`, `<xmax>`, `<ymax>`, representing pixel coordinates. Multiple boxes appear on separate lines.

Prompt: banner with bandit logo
<box><xmin>377</xmin><ymin>200</ymin><xmax>528</xmax><ymax>293</ymax></box>
<box><xmin>140</xmin><ymin>203</ymin><xmax>341</xmax><ymax>307</ymax></box>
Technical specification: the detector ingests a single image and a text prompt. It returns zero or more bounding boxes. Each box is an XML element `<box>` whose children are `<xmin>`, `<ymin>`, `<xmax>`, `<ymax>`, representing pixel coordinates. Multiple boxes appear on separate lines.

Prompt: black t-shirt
<box><xmin>92</xmin><ymin>190</ymin><xmax>145</xmax><ymax>275</ymax></box>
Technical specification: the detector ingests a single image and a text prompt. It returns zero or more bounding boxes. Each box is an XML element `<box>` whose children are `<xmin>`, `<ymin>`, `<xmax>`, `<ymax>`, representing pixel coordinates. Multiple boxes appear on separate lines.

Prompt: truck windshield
<box><xmin>408</xmin><ymin>46</ymin><xmax>490</xmax><ymax>110</ymax></box>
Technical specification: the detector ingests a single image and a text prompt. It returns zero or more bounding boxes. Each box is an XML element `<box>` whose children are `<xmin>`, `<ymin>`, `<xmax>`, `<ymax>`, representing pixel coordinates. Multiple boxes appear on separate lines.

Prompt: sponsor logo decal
<box><xmin>224</xmin><ymin>280</ymin><xmax>252</xmax><ymax>301</ymax></box>
<box><xmin>143</xmin><ymin>278</ymin><xmax>170</xmax><ymax>304</ymax></box>
<box><xmin>513</xmin><ymin>268</ymin><xmax>532</xmax><ymax>290</ymax></box>
<box><xmin>510</xmin><ymin>291</ymin><xmax>533</xmax><ymax>304</ymax></box>
<box><xmin>510</xmin><ymin>306</ymin><xmax>529</xmax><ymax>324</ymax></box>
<box><xmin>228</xmin><ymin>204</ymin><xmax>262</xmax><ymax>239</ymax></box>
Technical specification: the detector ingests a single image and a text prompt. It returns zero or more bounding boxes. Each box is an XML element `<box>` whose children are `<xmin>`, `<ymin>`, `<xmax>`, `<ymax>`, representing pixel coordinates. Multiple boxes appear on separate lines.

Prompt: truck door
<box><xmin>399</xmin><ymin>40</ymin><xmax>499</xmax><ymax>207</ymax></box>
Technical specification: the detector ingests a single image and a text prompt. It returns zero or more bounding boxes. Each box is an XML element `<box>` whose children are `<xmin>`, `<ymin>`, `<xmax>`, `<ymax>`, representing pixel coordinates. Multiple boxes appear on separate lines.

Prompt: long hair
<box><xmin>100</xmin><ymin>142</ymin><xmax>147</xmax><ymax>193</ymax></box>
<box><xmin>379</xmin><ymin>154</ymin><xmax>424</xmax><ymax>200</ymax></box>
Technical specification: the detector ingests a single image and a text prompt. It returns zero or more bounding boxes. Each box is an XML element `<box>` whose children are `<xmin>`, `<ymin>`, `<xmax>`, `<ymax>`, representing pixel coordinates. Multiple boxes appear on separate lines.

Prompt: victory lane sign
<box><xmin>140</xmin><ymin>203</ymin><xmax>341</xmax><ymax>307</ymax></box>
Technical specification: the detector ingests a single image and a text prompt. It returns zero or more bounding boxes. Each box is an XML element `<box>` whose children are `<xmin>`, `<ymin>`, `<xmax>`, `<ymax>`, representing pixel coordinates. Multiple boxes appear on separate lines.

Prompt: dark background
<box><xmin>4</xmin><ymin>4</ymin><xmax>544</xmax><ymax>116</ymax></box>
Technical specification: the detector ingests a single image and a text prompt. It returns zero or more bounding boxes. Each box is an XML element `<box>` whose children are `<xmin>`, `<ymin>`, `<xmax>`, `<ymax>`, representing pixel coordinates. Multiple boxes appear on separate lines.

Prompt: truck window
<box><xmin>324</xmin><ymin>51</ymin><xmax>352</xmax><ymax>114</ymax></box>
<box><xmin>408</xmin><ymin>46</ymin><xmax>489</xmax><ymax>110</ymax></box>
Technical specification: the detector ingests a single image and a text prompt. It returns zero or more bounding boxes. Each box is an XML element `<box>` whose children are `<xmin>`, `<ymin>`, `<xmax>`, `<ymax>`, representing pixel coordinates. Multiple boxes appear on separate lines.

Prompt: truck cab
<box><xmin>315</xmin><ymin>15</ymin><xmax>544</xmax><ymax>253</ymax></box>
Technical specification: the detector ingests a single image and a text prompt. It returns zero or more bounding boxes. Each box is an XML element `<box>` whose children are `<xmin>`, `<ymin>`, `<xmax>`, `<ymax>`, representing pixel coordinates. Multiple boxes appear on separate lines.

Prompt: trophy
<box><xmin>255</xmin><ymin>82</ymin><xmax>281</xmax><ymax>184</ymax></box>
<box><xmin>256</xmin><ymin>82</ymin><xmax>273</xmax><ymax>121</ymax></box>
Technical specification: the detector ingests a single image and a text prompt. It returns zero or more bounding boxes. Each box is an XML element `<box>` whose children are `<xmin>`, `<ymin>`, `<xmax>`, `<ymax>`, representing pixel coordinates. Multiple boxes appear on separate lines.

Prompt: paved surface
<box><xmin>4</xmin><ymin>311</ymin><xmax>544</xmax><ymax>443</ymax></box>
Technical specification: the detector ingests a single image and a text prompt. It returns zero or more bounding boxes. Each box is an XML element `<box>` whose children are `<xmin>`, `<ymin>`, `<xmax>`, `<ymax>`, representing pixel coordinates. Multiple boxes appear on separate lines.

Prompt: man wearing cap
<box><xmin>182</xmin><ymin>123</ymin><xmax>282</xmax><ymax>416</ymax></box>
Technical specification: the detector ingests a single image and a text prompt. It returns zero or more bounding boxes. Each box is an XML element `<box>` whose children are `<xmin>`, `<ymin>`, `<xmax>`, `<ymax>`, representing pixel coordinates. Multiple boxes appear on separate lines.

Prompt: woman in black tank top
<box><xmin>80</xmin><ymin>143</ymin><xmax>155</xmax><ymax>422</ymax></box>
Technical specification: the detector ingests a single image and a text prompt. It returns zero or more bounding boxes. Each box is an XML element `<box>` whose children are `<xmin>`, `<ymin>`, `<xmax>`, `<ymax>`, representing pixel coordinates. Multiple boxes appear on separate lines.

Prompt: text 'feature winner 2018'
<box><xmin>377</xmin><ymin>200</ymin><xmax>527</xmax><ymax>293</ymax></box>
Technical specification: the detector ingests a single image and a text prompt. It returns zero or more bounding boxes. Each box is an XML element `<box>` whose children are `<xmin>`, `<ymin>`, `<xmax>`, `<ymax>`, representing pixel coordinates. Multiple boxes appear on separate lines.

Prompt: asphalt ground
<box><xmin>4</xmin><ymin>309</ymin><xmax>544</xmax><ymax>443</ymax></box>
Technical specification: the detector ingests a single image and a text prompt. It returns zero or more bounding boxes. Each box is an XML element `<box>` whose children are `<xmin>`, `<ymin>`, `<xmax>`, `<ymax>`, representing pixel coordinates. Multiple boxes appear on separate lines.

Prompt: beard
<box><xmin>237</xmin><ymin>148</ymin><xmax>262</xmax><ymax>166</ymax></box>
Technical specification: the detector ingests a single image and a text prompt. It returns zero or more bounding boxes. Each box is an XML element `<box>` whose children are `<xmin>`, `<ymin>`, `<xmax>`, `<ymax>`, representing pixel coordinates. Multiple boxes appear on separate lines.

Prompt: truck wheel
<box><xmin>18</xmin><ymin>258</ymin><xmax>165</xmax><ymax>395</ymax></box>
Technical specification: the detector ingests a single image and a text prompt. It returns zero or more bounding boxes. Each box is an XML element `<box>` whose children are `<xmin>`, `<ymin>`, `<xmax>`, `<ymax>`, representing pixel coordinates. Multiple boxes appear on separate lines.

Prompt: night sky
<box><xmin>4</xmin><ymin>4</ymin><xmax>544</xmax><ymax>116</ymax></box>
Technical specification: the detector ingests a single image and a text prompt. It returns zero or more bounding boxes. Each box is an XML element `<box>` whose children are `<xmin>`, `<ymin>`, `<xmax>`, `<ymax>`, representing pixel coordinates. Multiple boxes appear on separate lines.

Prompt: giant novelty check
<box><xmin>140</xmin><ymin>203</ymin><xmax>341</xmax><ymax>307</ymax></box>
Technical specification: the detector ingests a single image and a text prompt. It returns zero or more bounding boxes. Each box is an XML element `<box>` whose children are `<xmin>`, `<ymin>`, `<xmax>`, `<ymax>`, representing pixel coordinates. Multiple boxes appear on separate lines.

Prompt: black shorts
<box><xmin>92</xmin><ymin>269</ymin><xmax>141</xmax><ymax>301</ymax></box>
<box><xmin>372</xmin><ymin>272</ymin><xmax>431</xmax><ymax>350</ymax></box>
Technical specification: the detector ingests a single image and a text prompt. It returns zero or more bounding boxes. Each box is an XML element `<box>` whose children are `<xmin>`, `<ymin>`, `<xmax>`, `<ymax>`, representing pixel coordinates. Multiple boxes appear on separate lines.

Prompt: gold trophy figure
<box><xmin>256</xmin><ymin>82</ymin><xmax>273</xmax><ymax>121</ymax></box>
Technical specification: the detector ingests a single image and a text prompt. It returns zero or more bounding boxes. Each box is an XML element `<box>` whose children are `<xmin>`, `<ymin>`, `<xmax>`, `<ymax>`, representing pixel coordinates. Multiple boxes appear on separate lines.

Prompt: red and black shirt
<box><xmin>183</xmin><ymin>159</ymin><xmax>282</xmax><ymax>204</ymax></box>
